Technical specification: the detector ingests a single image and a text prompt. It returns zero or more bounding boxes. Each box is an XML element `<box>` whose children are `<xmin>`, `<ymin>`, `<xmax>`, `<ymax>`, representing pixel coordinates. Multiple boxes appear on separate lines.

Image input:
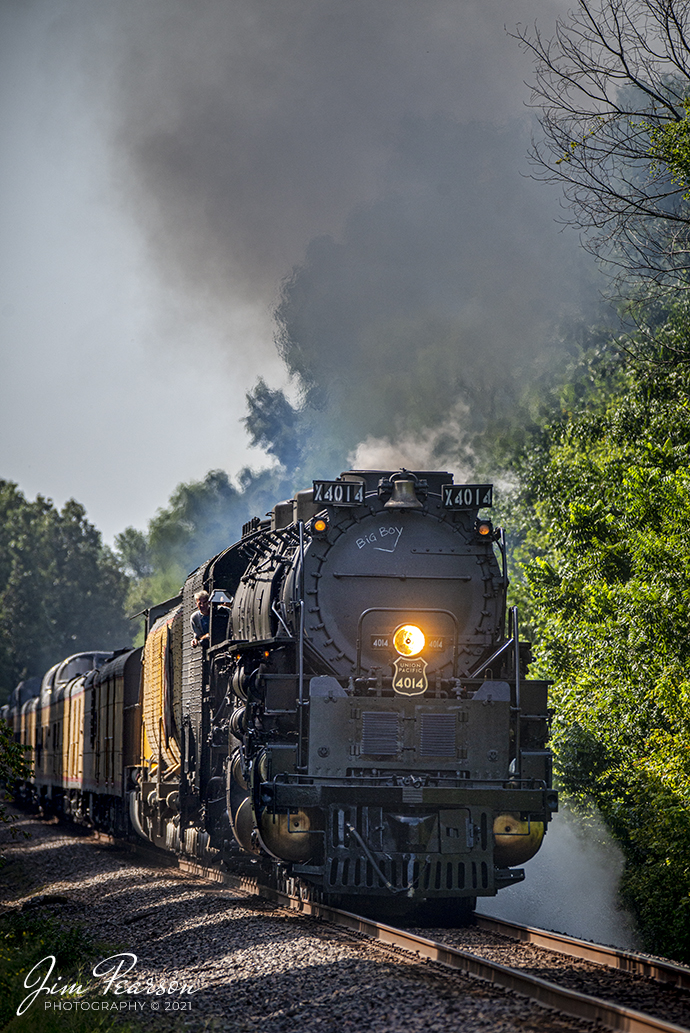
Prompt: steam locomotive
<box><xmin>4</xmin><ymin>469</ymin><xmax>557</xmax><ymax>920</ymax></box>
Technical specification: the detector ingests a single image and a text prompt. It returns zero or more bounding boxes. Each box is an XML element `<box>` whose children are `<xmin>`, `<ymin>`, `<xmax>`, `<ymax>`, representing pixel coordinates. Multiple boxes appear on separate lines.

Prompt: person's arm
<box><xmin>191</xmin><ymin>612</ymin><xmax>203</xmax><ymax>647</ymax></box>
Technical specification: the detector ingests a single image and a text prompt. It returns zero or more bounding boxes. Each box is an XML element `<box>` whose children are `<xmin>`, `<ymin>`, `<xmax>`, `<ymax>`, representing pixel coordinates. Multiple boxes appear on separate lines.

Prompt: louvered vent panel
<box><xmin>361</xmin><ymin>712</ymin><xmax>398</xmax><ymax>755</ymax></box>
<box><xmin>420</xmin><ymin>713</ymin><xmax>456</xmax><ymax>756</ymax></box>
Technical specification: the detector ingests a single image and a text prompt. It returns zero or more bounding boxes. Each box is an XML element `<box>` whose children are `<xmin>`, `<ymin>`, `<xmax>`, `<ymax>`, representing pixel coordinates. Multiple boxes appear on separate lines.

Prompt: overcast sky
<box><xmin>0</xmin><ymin>0</ymin><xmax>574</xmax><ymax>544</ymax></box>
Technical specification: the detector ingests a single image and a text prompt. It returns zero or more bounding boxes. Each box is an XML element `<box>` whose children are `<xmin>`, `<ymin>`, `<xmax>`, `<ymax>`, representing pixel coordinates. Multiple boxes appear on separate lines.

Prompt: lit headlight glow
<box><xmin>393</xmin><ymin>624</ymin><xmax>425</xmax><ymax>657</ymax></box>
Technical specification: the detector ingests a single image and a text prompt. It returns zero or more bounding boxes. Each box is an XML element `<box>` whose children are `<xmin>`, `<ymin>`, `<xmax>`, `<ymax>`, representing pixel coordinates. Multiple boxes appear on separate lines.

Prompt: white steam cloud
<box><xmin>348</xmin><ymin>407</ymin><xmax>474</xmax><ymax>475</ymax></box>
<box><xmin>480</xmin><ymin>806</ymin><xmax>640</xmax><ymax>950</ymax></box>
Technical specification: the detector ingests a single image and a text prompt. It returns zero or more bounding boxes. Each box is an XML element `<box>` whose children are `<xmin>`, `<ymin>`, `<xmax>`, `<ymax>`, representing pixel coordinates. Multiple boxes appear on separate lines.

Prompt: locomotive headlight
<box><xmin>393</xmin><ymin>624</ymin><xmax>425</xmax><ymax>657</ymax></box>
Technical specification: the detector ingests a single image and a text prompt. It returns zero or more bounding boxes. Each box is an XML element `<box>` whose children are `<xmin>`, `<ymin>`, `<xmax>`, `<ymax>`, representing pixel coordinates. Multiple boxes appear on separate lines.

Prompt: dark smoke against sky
<box><xmin>112</xmin><ymin>0</ymin><xmax>571</xmax><ymax>300</ymax></box>
<box><xmin>275</xmin><ymin>116</ymin><xmax>598</xmax><ymax>471</ymax></box>
<box><xmin>107</xmin><ymin>0</ymin><xmax>599</xmax><ymax>474</ymax></box>
<box><xmin>0</xmin><ymin>0</ymin><xmax>600</xmax><ymax>539</ymax></box>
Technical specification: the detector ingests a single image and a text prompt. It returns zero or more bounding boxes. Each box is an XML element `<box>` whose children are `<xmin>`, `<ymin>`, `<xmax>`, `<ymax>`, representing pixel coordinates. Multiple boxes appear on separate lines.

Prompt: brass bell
<box><xmin>384</xmin><ymin>477</ymin><xmax>423</xmax><ymax>510</ymax></box>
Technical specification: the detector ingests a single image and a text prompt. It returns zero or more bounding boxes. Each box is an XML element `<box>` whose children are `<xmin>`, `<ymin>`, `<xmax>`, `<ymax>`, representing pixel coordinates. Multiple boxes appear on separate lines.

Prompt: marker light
<box><xmin>475</xmin><ymin>518</ymin><xmax>494</xmax><ymax>538</ymax></box>
<box><xmin>311</xmin><ymin>516</ymin><xmax>329</xmax><ymax>537</ymax></box>
<box><xmin>393</xmin><ymin>624</ymin><xmax>426</xmax><ymax>657</ymax></box>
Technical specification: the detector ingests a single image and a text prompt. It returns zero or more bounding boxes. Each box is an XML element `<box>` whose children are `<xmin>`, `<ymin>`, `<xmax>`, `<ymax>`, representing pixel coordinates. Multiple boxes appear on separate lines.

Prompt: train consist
<box><xmin>4</xmin><ymin>469</ymin><xmax>557</xmax><ymax>919</ymax></box>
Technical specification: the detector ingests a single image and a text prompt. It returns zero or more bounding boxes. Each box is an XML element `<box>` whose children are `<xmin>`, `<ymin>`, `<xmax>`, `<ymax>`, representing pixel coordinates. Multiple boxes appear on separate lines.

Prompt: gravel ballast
<box><xmin>1</xmin><ymin>814</ymin><xmax>606</xmax><ymax>1033</ymax></box>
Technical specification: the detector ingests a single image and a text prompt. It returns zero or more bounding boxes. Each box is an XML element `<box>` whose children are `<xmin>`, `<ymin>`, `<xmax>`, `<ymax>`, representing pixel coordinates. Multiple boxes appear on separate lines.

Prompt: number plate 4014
<box><xmin>393</xmin><ymin>657</ymin><xmax>428</xmax><ymax>696</ymax></box>
<box><xmin>313</xmin><ymin>480</ymin><xmax>365</xmax><ymax>505</ymax></box>
<box><xmin>442</xmin><ymin>483</ymin><xmax>493</xmax><ymax>509</ymax></box>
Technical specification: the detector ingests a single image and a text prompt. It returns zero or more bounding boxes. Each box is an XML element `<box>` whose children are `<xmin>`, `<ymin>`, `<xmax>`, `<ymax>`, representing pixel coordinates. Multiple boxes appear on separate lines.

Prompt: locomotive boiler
<box><xmin>7</xmin><ymin>469</ymin><xmax>557</xmax><ymax>921</ymax></box>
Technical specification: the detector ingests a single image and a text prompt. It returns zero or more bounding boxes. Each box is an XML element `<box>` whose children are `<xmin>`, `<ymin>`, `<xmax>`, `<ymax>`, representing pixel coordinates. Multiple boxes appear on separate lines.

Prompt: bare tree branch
<box><xmin>514</xmin><ymin>0</ymin><xmax>690</xmax><ymax>293</ymax></box>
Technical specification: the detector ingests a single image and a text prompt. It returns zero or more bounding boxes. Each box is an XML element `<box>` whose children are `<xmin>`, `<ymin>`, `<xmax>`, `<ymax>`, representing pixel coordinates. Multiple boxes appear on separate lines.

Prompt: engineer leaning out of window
<box><xmin>190</xmin><ymin>590</ymin><xmax>211</xmax><ymax>648</ymax></box>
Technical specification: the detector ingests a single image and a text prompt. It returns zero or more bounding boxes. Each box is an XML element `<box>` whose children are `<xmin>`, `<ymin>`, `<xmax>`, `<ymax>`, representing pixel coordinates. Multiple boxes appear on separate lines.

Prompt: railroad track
<box><xmin>10</xmin><ymin>815</ymin><xmax>690</xmax><ymax>1033</ymax></box>
<box><xmin>474</xmin><ymin>913</ymin><xmax>690</xmax><ymax>990</ymax></box>
<box><xmin>174</xmin><ymin>853</ymin><xmax>690</xmax><ymax>1033</ymax></box>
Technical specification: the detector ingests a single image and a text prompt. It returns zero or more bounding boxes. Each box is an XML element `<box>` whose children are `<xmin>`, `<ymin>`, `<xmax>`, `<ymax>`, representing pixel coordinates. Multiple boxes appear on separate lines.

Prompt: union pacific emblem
<box><xmin>392</xmin><ymin>656</ymin><xmax>428</xmax><ymax>696</ymax></box>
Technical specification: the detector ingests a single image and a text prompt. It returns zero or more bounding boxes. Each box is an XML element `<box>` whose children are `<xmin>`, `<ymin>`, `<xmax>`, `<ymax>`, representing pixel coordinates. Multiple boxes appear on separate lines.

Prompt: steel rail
<box><xmin>285</xmin><ymin>904</ymin><xmax>690</xmax><ymax>1033</ymax></box>
<box><xmin>174</xmin><ymin>858</ymin><xmax>690</xmax><ymax>1033</ymax></box>
<box><xmin>13</xmin><ymin>815</ymin><xmax>690</xmax><ymax>1033</ymax></box>
<box><xmin>475</xmin><ymin>912</ymin><xmax>690</xmax><ymax>991</ymax></box>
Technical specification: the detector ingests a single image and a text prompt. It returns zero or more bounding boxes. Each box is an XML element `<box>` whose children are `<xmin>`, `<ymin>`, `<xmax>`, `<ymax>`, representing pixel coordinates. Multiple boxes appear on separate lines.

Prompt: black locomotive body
<box><xmin>6</xmin><ymin>469</ymin><xmax>557</xmax><ymax>918</ymax></box>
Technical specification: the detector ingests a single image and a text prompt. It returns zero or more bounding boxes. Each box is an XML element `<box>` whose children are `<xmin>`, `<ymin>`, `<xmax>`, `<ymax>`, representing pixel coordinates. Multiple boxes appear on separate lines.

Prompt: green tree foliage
<box><xmin>0</xmin><ymin>483</ymin><xmax>132</xmax><ymax>703</ymax></box>
<box><xmin>0</xmin><ymin>719</ymin><xmax>32</xmax><ymax>841</ymax></box>
<box><xmin>649</xmin><ymin>105</ymin><xmax>690</xmax><ymax>195</ymax></box>
<box><xmin>243</xmin><ymin>378</ymin><xmax>306</xmax><ymax>470</ymax></box>
<box><xmin>515</xmin><ymin>307</ymin><xmax>690</xmax><ymax>959</ymax></box>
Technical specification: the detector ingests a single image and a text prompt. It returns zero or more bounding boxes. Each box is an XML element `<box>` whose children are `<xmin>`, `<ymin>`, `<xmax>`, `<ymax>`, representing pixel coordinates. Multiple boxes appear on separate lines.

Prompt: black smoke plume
<box><xmin>29</xmin><ymin>0</ymin><xmax>607</xmax><ymax>484</ymax></box>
